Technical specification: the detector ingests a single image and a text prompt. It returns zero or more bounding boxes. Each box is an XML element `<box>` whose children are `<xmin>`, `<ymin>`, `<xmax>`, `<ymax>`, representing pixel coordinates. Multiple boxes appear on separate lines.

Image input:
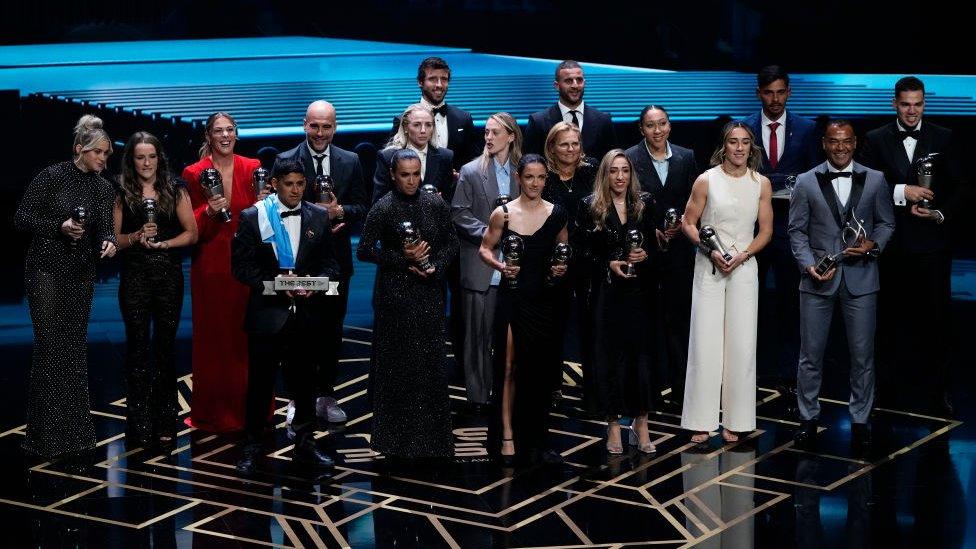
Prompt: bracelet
<box><xmin>162</xmin><ymin>240</ymin><xmax>170</xmax><ymax>249</ymax></box>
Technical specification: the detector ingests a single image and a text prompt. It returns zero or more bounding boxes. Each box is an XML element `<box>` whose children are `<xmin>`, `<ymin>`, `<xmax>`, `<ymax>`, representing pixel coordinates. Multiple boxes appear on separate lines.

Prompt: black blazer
<box><xmin>859</xmin><ymin>120</ymin><xmax>961</xmax><ymax>253</ymax></box>
<box><xmin>273</xmin><ymin>142</ymin><xmax>366</xmax><ymax>277</ymax></box>
<box><xmin>391</xmin><ymin>104</ymin><xmax>480</xmax><ymax>170</ymax></box>
<box><xmin>524</xmin><ymin>103</ymin><xmax>616</xmax><ymax>161</ymax></box>
<box><xmin>371</xmin><ymin>146</ymin><xmax>455</xmax><ymax>205</ymax></box>
<box><xmin>231</xmin><ymin>202</ymin><xmax>341</xmax><ymax>335</ymax></box>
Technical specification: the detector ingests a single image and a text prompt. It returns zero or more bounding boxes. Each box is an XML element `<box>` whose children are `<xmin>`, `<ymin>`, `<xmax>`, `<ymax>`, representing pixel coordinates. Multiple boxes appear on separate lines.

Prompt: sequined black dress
<box><xmin>357</xmin><ymin>190</ymin><xmax>458</xmax><ymax>458</ymax></box>
<box><xmin>117</xmin><ymin>184</ymin><xmax>187</xmax><ymax>444</ymax></box>
<box><xmin>14</xmin><ymin>161</ymin><xmax>117</xmax><ymax>457</ymax></box>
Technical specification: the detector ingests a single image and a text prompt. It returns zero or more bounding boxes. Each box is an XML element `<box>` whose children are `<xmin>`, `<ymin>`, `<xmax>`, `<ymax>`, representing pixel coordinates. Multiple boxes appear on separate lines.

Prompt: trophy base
<box><xmin>814</xmin><ymin>255</ymin><xmax>837</xmax><ymax>277</ymax></box>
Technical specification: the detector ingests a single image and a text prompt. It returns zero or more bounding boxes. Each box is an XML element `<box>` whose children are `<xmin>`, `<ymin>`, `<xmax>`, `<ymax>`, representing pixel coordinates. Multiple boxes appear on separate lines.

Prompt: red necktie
<box><xmin>768</xmin><ymin>122</ymin><xmax>780</xmax><ymax>169</ymax></box>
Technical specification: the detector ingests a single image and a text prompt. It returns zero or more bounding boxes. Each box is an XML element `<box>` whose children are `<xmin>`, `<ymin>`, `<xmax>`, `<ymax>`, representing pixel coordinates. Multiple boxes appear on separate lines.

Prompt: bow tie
<box><xmin>901</xmin><ymin>128</ymin><xmax>920</xmax><ymax>140</ymax></box>
<box><xmin>431</xmin><ymin>105</ymin><xmax>447</xmax><ymax>117</ymax></box>
<box><xmin>280</xmin><ymin>209</ymin><xmax>301</xmax><ymax>218</ymax></box>
<box><xmin>825</xmin><ymin>171</ymin><xmax>852</xmax><ymax>180</ymax></box>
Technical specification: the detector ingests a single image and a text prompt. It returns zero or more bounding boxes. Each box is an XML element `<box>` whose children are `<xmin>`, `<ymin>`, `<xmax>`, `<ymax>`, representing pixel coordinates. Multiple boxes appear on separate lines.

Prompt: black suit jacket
<box><xmin>625</xmin><ymin>141</ymin><xmax>699</xmax><ymax>266</ymax></box>
<box><xmin>372</xmin><ymin>146</ymin><xmax>455</xmax><ymax>205</ymax></box>
<box><xmin>273</xmin><ymin>142</ymin><xmax>366</xmax><ymax>277</ymax></box>
<box><xmin>391</xmin><ymin>104</ymin><xmax>479</xmax><ymax>170</ymax></box>
<box><xmin>859</xmin><ymin>120</ymin><xmax>961</xmax><ymax>253</ymax></box>
<box><xmin>524</xmin><ymin>103</ymin><xmax>616</xmax><ymax>161</ymax></box>
<box><xmin>231</xmin><ymin>202</ymin><xmax>341</xmax><ymax>335</ymax></box>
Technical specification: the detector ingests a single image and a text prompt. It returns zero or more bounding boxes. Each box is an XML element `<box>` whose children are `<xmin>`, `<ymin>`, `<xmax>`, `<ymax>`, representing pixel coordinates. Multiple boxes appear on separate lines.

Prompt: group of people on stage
<box><xmin>15</xmin><ymin>56</ymin><xmax>960</xmax><ymax>469</ymax></box>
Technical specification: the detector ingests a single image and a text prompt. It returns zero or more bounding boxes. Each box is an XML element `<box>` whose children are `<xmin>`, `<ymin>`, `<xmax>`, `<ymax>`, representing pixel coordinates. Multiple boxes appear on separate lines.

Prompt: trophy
<box><xmin>547</xmin><ymin>242</ymin><xmax>572</xmax><ymax>286</ymax></box>
<box><xmin>699</xmin><ymin>225</ymin><xmax>733</xmax><ymax>262</ymax></box>
<box><xmin>142</xmin><ymin>198</ymin><xmax>158</xmax><ymax>243</ymax></box>
<box><xmin>623</xmin><ymin>229</ymin><xmax>643</xmax><ymax>276</ymax></box>
<box><xmin>420</xmin><ymin>183</ymin><xmax>438</xmax><ymax>195</ymax></box>
<box><xmin>70</xmin><ymin>205</ymin><xmax>87</xmax><ymax>247</ymax></box>
<box><xmin>314</xmin><ymin>174</ymin><xmax>335</xmax><ymax>204</ymax></box>
<box><xmin>814</xmin><ymin>216</ymin><xmax>870</xmax><ymax>276</ymax></box>
<box><xmin>495</xmin><ymin>194</ymin><xmax>511</xmax><ymax>207</ymax></box>
<box><xmin>252</xmin><ymin>167</ymin><xmax>270</xmax><ymax>198</ymax></box>
<box><xmin>501</xmin><ymin>234</ymin><xmax>524</xmax><ymax>289</ymax></box>
<box><xmin>914</xmin><ymin>153</ymin><xmax>939</xmax><ymax>209</ymax></box>
<box><xmin>400</xmin><ymin>221</ymin><xmax>433</xmax><ymax>272</ymax></box>
<box><xmin>199</xmin><ymin>168</ymin><xmax>231</xmax><ymax>222</ymax></box>
<box><xmin>661</xmin><ymin>208</ymin><xmax>680</xmax><ymax>251</ymax></box>
<box><xmin>785</xmin><ymin>174</ymin><xmax>798</xmax><ymax>196</ymax></box>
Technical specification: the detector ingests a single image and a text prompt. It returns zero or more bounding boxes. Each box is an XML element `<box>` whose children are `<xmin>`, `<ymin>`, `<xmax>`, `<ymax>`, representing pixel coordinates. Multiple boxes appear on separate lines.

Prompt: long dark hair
<box><xmin>119</xmin><ymin>132</ymin><xmax>178</xmax><ymax>216</ymax></box>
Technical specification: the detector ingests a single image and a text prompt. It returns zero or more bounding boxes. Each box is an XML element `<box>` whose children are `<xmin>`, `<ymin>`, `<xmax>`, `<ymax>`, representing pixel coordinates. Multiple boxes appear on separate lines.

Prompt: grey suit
<box><xmin>788</xmin><ymin>161</ymin><xmax>895</xmax><ymax>424</ymax></box>
<box><xmin>450</xmin><ymin>156</ymin><xmax>519</xmax><ymax>404</ymax></box>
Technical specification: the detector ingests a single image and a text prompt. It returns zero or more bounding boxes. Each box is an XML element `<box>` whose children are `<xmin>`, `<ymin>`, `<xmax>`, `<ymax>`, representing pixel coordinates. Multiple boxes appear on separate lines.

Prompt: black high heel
<box><xmin>500</xmin><ymin>438</ymin><xmax>515</xmax><ymax>466</ymax></box>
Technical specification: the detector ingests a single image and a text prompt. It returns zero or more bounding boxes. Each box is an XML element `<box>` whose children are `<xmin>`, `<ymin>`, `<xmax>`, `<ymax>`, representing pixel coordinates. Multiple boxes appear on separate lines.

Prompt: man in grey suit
<box><xmin>787</xmin><ymin>120</ymin><xmax>895</xmax><ymax>449</ymax></box>
<box><xmin>451</xmin><ymin>112</ymin><xmax>522</xmax><ymax>412</ymax></box>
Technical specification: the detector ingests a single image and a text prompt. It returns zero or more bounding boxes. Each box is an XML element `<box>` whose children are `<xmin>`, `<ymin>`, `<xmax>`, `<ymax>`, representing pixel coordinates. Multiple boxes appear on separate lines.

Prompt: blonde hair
<box><xmin>543</xmin><ymin>121</ymin><xmax>587</xmax><ymax>172</ymax></box>
<box><xmin>73</xmin><ymin>114</ymin><xmax>111</xmax><ymax>157</ymax></box>
<box><xmin>479</xmin><ymin>112</ymin><xmax>522</xmax><ymax>172</ymax></box>
<box><xmin>590</xmin><ymin>149</ymin><xmax>644</xmax><ymax>230</ymax></box>
<box><xmin>198</xmin><ymin>111</ymin><xmax>238</xmax><ymax>159</ymax></box>
<box><xmin>709</xmin><ymin>121</ymin><xmax>762</xmax><ymax>177</ymax></box>
<box><xmin>385</xmin><ymin>103</ymin><xmax>437</xmax><ymax>150</ymax></box>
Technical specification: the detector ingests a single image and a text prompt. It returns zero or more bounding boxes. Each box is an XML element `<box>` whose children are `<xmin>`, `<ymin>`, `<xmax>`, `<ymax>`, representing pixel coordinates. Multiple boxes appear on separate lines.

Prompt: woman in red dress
<box><xmin>183</xmin><ymin>112</ymin><xmax>266</xmax><ymax>432</ymax></box>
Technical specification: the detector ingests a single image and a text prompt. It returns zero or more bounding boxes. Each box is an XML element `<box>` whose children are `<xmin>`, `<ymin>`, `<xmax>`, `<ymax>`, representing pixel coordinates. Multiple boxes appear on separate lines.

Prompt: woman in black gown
<box><xmin>480</xmin><ymin>154</ymin><xmax>569</xmax><ymax>465</ymax></box>
<box><xmin>357</xmin><ymin>149</ymin><xmax>458</xmax><ymax>460</ymax></box>
<box><xmin>14</xmin><ymin>115</ymin><xmax>118</xmax><ymax>458</ymax></box>
<box><xmin>113</xmin><ymin>132</ymin><xmax>198</xmax><ymax>448</ymax></box>
<box><xmin>577</xmin><ymin>149</ymin><xmax>657</xmax><ymax>454</ymax></box>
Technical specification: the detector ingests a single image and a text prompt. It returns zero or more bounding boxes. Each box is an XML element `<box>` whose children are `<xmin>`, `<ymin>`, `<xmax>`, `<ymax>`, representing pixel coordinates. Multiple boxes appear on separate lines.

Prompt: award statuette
<box><xmin>699</xmin><ymin>225</ymin><xmax>733</xmax><ymax>262</ymax></box>
<box><xmin>420</xmin><ymin>183</ymin><xmax>438</xmax><ymax>195</ymax></box>
<box><xmin>400</xmin><ymin>221</ymin><xmax>434</xmax><ymax>272</ymax></box>
<box><xmin>199</xmin><ymin>168</ymin><xmax>231</xmax><ymax>222</ymax></box>
<box><xmin>314</xmin><ymin>174</ymin><xmax>335</xmax><ymax>204</ymax></box>
<box><xmin>142</xmin><ymin>198</ymin><xmax>158</xmax><ymax>243</ymax></box>
<box><xmin>661</xmin><ymin>208</ymin><xmax>680</xmax><ymax>251</ymax></box>
<box><xmin>252</xmin><ymin>167</ymin><xmax>270</xmax><ymax>198</ymax></box>
<box><xmin>814</xmin><ymin>215</ymin><xmax>870</xmax><ymax>276</ymax></box>
<box><xmin>547</xmin><ymin>242</ymin><xmax>572</xmax><ymax>286</ymax></box>
<box><xmin>914</xmin><ymin>153</ymin><xmax>939</xmax><ymax>209</ymax></box>
<box><xmin>495</xmin><ymin>194</ymin><xmax>511</xmax><ymax>208</ymax></box>
<box><xmin>501</xmin><ymin>234</ymin><xmax>524</xmax><ymax>289</ymax></box>
<box><xmin>623</xmin><ymin>229</ymin><xmax>643</xmax><ymax>276</ymax></box>
<box><xmin>70</xmin><ymin>205</ymin><xmax>87</xmax><ymax>247</ymax></box>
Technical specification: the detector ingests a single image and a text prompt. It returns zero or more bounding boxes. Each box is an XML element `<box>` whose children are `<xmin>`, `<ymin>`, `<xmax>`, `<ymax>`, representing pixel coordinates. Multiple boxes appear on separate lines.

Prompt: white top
<box><xmin>420</xmin><ymin>96</ymin><xmax>449</xmax><ymax>149</ymax></box>
<box><xmin>700</xmin><ymin>165</ymin><xmax>762</xmax><ymax>254</ymax></box>
<box><xmin>558</xmin><ymin>100</ymin><xmax>584</xmax><ymax>131</ymax></box>
<box><xmin>761</xmin><ymin>110</ymin><xmax>787</xmax><ymax>162</ymax></box>
<box><xmin>829</xmin><ymin>162</ymin><xmax>854</xmax><ymax>207</ymax></box>
<box><xmin>892</xmin><ymin>119</ymin><xmax>922</xmax><ymax>206</ymax></box>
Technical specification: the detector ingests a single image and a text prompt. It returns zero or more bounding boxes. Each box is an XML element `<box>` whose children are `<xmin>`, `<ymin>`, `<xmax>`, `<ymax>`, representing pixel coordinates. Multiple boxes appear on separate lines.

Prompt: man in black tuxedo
<box><xmin>524</xmin><ymin>60</ymin><xmax>616</xmax><ymax>161</ymax></box>
<box><xmin>740</xmin><ymin>65</ymin><xmax>821</xmax><ymax>396</ymax></box>
<box><xmin>624</xmin><ymin>105</ymin><xmax>698</xmax><ymax>409</ymax></box>
<box><xmin>231</xmin><ymin>158</ymin><xmax>341</xmax><ymax>473</ymax></box>
<box><xmin>859</xmin><ymin>76</ymin><xmax>963</xmax><ymax>416</ymax></box>
<box><xmin>390</xmin><ymin>57</ymin><xmax>480</xmax><ymax>170</ymax></box>
<box><xmin>274</xmin><ymin>100</ymin><xmax>367</xmax><ymax>424</ymax></box>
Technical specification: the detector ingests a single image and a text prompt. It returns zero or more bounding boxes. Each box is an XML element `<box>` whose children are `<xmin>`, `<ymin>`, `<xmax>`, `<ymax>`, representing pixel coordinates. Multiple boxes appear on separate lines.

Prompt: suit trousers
<box><xmin>681</xmin><ymin>258</ymin><xmax>758</xmax><ymax>433</ymax></box>
<box><xmin>652</xmin><ymin>254</ymin><xmax>693</xmax><ymax>400</ymax></box>
<box><xmin>246</xmin><ymin>315</ymin><xmax>317</xmax><ymax>445</ymax></box>
<box><xmin>797</xmin><ymin>279</ymin><xmax>877</xmax><ymax>424</ymax></box>
<box><xmin>757</xmin><ymin>211</ymin><xmax>801</xmax><ymax>383</ymax></box>
<box><xmin>316</xmin><ymin>276</ymin><xmax>350</xmax><ymax>397</ymax></box>
<box><xmin>461</xmin><ymin>286</ymin><xmax>497</xmax><ymax>405</ymax></box>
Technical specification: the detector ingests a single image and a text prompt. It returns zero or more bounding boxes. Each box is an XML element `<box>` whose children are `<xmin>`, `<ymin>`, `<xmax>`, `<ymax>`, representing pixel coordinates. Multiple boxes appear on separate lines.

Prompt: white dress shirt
<box><xmin>761</xmin><ymin>110</ymin><xmax>787</xmax><ymax>161</ymax></box>
<box><xmin>828</xmin><ymin>162</ymin><xmax>853</xmax><ymax>208</ymax></box>
<box><xmin>407</xmin><ymin>143</ymin><xmax>429</xmax><ymax>180</ymax></box>
<box><xmin>271</xmin><ymin>203</ymin><xmax>302</xmax><ymax>263</ymax></box>
<box><xmin>892</xmin><ymin>119</ymin><xmax>922</xmax><ymax>206</ymax></box>
<box><xmin>558</xmin><ymin>100</ymin><xmax>584</xmax><ymax>131</ymax></box>
<box><xmin>420</xmin><ymin>97</ymin><xmax>449</xmax><ymax>149</ymax></box>
<box><xmin>306</xmin><ymin>142</ymin><xmax>331</xmax><ymax>177</ymax></box>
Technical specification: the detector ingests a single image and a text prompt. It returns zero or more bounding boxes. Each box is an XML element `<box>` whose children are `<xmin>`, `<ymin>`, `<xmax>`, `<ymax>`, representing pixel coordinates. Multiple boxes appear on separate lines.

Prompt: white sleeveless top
<box><xmin>699</xmin><ymin>165</ymin><xmax>762</xmax><ymax>254</ymax></box>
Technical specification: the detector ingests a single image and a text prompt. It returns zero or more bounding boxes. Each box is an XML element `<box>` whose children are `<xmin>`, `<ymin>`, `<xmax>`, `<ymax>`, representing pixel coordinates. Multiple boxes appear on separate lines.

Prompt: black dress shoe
<box><xmin>293</xmin><ymin>441</ymin><xmax>334</xmax><ymax>468</ymax></box>
<box><xmin>469</xmin><ymin>402</ymin><xmax>487</xmax><ymax>416</ymax></box>
<box><xmin>851</xmin><ymin>422</ymin><xmax>871</xmax><ymax>448</ymax></box>
<box><xmin>793</xmin><ymin>419</ymin><xmax>818</xmax><ymax>447</ymax></box>
<box><xmin>530</xmin><ymin>449</ymin><xmax>565</xmax><ymax>465</ymax></box>
<box><xmin>236</xmin><ymin>447</ymin><xmax>259</xmax><ymax>475</ymax></box>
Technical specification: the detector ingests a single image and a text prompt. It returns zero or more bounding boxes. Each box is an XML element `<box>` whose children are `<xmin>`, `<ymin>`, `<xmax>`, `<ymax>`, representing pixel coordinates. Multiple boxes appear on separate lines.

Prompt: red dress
<box><xmin>183</xmin><ymin>154</ymin><xmax>260</xmax><ymax>432</ymax></box>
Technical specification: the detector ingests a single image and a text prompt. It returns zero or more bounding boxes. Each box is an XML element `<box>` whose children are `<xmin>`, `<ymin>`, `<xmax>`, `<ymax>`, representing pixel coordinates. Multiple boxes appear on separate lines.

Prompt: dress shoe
<box><xmin>316</xmin><ymin>396</ymin><xmax>347</xmax><ymax>423</ymax></box>
<box><xmin>285</xmin><ymin>400</ymin><xmax>297</xmax><ymax>440</ymax></box>
<box><xmin>851</xmin><ymin>422</ymin><xmax>871</xmax><ymax>449</ymax></box>
<box><xmin>236</xmin><ymin>446</ymin><xmax>260</xmax><ymax>475</ymax></box>
<box><xmin>793</xmin><ymin>419</ymin><xmax>818</xmax><ymax>447</ymax></box>
<box><xmin>468</xmin><ymin>402</ymin><xmax>487</xmax><ymax>416</ymax></box>
<box><xmin>532</xmin><ymin>449</ymin><xmax>565</xmax><ymax>465</ymax></box>
<box><xmin>293</xmin><ymin>440</ymin><xmax>334</xmax><ymax>468</ymax></box>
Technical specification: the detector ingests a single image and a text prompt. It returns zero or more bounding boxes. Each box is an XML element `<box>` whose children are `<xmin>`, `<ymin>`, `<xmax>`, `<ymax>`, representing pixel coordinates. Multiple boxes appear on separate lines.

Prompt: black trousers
<box><xmin>246</xmin><ymin>315</ymin><xmax>318</xmax><ymax>446</ymax></box>
<box><xmin>757</xmin><ymin>210</ymin><xmax>801</xmax><ymax>384</ymax></box>
<box><xmin>553</xmin><ymin>260</ymin><xmax>592</xmax><ymax>392</ymax></box>
<box><xmin>651</xmin><ymin>253</ymin><xmax>693</xmax><ymax>400</ymax></box>
<box><xmin>316</xmin><ymin>276</ymin><xmax>350</xmax><ymax>397</ymax></box>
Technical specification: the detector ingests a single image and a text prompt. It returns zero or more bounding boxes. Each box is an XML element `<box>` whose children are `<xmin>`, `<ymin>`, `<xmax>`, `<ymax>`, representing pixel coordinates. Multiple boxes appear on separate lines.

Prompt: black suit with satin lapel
<box><xmin>391</xmin><ymin>104</ymin><xmax>479</xmax><ymax>170</ymax></box>
<box><xmin>372</xmin><ymin>146</ymin><xmax>456</xmax><ymax>205</ymax></box>
<box><xmin>525</xmin><ymin>103</ymin><xmax>616</xmax><ymax>160</ymax></box>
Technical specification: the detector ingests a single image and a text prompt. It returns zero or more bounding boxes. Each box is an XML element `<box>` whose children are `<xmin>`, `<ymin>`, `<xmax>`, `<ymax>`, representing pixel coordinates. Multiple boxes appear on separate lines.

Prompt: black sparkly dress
<box><xmin>577</xmin><ymin>193</ymin><xmax>658</xmax><ymax>418</ymax></box>
<box><xmin>14</xmin><ymin>161</ymin><xmax>117</xmax><ymax>457</ymax></box>
<box><xmin>488</xmin><ymin>204</ymin><xmax>568</xmax><ymax>458</ymax></box>
<box><xmin>117</xmin><ymin>184</ymin><xmax>187</xmax><ymax>444</ymax></box>
<box><xmin>357</xmin><ymin>189</ymin><xmax>458</xmax><ymax>459</ymax></box>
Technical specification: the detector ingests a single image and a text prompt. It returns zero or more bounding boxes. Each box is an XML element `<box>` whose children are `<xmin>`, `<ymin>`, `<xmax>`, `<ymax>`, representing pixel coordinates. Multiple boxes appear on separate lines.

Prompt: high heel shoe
<box><xmin>629</xmin><ymin>419</ymin><xmax>656</xmax><ymax>454</ymax></box>
<box><xmin>500</xmin><ymin>438</ymin><xmax>515</xmax><ymax>466</ymax></box>
<box><xmin>606</xmin><ymin>424</ymin><xmax>623</xmax><ymax>454</ymax></box>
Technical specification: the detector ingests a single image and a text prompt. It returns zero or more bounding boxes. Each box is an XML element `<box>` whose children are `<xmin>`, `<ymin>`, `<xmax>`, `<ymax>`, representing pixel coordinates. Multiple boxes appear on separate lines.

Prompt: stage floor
<box><xmin>0</xmin><ymin>256</ymin><xmax>973</xmax><ymax>548</ymax></box>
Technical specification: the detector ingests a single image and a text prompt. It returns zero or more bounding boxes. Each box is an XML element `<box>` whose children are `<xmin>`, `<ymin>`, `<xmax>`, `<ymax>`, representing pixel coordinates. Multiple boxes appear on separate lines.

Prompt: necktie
<box><xmin>569</xmin><ymin>110</ymin><xmax>580</xmax><ymax>127</ymax></box>
<box><xmin>825</xmin><ymin>171</ymin><xmax>852</xmax><ymax>180</ymax></box>
<box><xmin>431</xmin><ymin>105</ymin><xmax>447</xmax><ymax>117</ymax></box>
<box><xmin>313</xmin><ymin>154</ymin><xmax>325</xmax><ymax>176</ymax></box>
<box><xmin>280</xmin><ymin>209</ymin><xmax>301</xmax><ymax>218</ymax></box>
<box><xmin>901</xmin><ymin>128</ymin><xmax>920</xmax><ymax>140</ymax></box>
<box><xmin>768</xmin><ymin>121</ymin><xmax>781</xmax><ymax>169</ymax></box>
